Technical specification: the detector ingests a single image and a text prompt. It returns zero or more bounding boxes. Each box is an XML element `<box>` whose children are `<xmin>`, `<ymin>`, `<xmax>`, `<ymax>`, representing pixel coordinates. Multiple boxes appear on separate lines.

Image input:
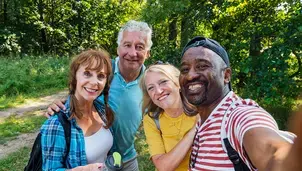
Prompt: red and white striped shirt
<box><xmin>189</xmin><ymin>91</ymin><xmax>295</xmax><ymax>171</ymax></box>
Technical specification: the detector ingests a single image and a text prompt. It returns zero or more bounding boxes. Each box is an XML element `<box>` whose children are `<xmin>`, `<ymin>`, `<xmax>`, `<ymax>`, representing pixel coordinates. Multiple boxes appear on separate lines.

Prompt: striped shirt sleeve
<box><xmin>226</xmin><ymin>105</ymin><xmax>279</xmax><ymax>170</ymax></box>
<box><xmin>41</xmin><ymin>115</ymin><xmax>67</xmax><ymax>171</ymax></box>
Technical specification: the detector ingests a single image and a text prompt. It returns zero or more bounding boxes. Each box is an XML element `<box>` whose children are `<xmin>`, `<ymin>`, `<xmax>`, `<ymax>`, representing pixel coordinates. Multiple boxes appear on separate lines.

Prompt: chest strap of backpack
<box><xmin>221</xmin><ymin>102</ymin><xmax>250</xmax><ymax>171</ymax></box>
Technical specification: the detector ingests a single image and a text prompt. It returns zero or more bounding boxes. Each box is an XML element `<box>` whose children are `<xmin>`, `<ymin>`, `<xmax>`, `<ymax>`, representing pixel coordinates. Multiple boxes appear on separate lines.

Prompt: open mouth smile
<box><xmin>186</xmin><ymin>82</ymin><xmax>205</xmax><ymax>94</ymax></box>
<box><xmin>84</xmin><ymin>87</ymin><xmax>98</xmax><ymax>93</ymax></box>
<box><xmin>157</xmin><ymin>94</ymin><xmax>169</xmax><ymax>101</ymax></box>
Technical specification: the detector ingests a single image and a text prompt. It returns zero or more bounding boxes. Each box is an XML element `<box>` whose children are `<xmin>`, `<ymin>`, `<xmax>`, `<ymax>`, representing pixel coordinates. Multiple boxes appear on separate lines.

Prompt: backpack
<box><xmin>24</xmin><ymin>112</ymin><xmax>71</xmax><ymax>171</ymax></box>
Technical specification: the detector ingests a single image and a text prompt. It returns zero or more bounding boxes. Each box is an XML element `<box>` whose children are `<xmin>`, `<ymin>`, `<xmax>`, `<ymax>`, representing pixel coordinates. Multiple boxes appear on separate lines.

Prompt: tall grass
<box><xmin>0</xmin><ymin>56</ymin><xmax>70</xmax><ymax>109</ymax></box>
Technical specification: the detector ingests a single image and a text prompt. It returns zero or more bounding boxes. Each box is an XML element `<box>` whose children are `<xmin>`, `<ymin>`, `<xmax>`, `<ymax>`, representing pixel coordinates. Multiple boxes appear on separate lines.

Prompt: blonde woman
<box><xmin>140</xmin><ymin>63</ymin><xmax>197</xmax><ymax>171</ymax></box>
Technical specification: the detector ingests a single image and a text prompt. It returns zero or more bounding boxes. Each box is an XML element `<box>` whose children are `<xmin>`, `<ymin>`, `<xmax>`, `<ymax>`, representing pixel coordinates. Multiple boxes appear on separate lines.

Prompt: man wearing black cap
<box><xmin>179</xmin><ymin>36</ymin><xmax>296</xmax><ymax>171</ymax></box>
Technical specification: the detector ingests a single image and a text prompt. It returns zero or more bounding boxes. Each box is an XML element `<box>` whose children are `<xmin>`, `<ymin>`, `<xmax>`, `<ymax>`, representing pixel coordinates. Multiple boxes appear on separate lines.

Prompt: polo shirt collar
<box><xmin>114</xmin><ymin>57</ymin><xmax>146</xmax><ymax>80</ymax></box>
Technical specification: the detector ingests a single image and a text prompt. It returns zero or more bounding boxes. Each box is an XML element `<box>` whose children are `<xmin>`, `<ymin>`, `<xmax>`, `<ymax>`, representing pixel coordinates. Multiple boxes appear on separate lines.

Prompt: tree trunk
<box><xmin>249</xmin><ymin>16</ymin><xmax>262</xmax><ymax>66</ymax></box>
<box><xmin>169</xmin><ymin>15</ymin><xmax>177</xmax><ymax>47</ymax></box>
<box><xmin>3</xmin><ymin>0</ymin><xmax>7</xmax><ymax>26</ymax></box>
<box><xmin>38</xmin><ymin>0</ymin><xmax>48</xmax><ymax>53</ymax></box>
<box><xmin>77</xmin><ymin>0</ymin><xmax>82</xmax><ymax>40</ymax></box>
<box><xmin>181</xmin><ymin>16</ymin><xmax>190</xmax><ymax>48</ymax></box>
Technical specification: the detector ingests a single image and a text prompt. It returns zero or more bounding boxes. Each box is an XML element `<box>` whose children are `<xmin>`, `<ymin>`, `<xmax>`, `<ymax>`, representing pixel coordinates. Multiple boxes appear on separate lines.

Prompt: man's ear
<box><xmin>117</xmin><ymin>47</ymin><xmax>120</xmax><ymax>56</ymax></box>
<box><xmin>146</xmin><ymin>50</ymin><xmax>151</xmax><ymax>59</ymax></box>
<box><xmin>224</xmin><ymin>67</ymin><xmax>232</xmax><ymax>84</ymax></box>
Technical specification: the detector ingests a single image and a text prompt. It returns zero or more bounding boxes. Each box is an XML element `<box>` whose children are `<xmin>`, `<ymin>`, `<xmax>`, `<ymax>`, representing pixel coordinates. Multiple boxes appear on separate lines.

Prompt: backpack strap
<box><xmin>154</xmin><ymin>117</ymin><xmax>161</xmax><ymax>134</ymax></box>
<box><xmin>110</xmin><ymin>59</ymin><xmax>115</xmax><ymax>83</ymax></box>
<box><xmin>221</xmin><ymin>101</ymin><xmax>250</xmax><ymax>171</ymax></box>
<box><xmin>111</xmin><ymin>59</ymin><xmax>115</xmax><ymax>74</ymax></box>
<box><xmin>151</xmin><ymin>110</ymin><xmax>161</xmax><ymax>134</ymax></box>
<box><xmin>223</xmin><ymin>138</ymin><xmax>250</xmax><ymax>171</ymax></box>
<box><xmin>57</xmin><ymin>112</ymin><xmax>71</xmax><ymax>165</ymax></box>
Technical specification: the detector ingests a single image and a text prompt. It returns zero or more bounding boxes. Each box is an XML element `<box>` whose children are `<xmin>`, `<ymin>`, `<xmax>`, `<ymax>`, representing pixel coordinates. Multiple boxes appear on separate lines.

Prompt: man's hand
<box><xmin>44</xmin><ymin>98</ymin><xmax>67</xmax><ymax>118</ymax></box>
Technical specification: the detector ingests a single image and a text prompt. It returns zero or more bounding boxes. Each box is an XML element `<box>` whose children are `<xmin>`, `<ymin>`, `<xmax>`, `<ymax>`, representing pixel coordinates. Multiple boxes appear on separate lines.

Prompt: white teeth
<box><xmin>188</xmin><ymin>84</ymin><xmax>202</xmax><ymax>91</ymax></box>
<box><xmin>158</xmin><ymin>95</ymin><xmax>168</xmax><ymax>101</ymax></box>
<box><xmin>85</xmin><ymin>87</ymin><xmax>97</xmax><ymax>92</ymax></box>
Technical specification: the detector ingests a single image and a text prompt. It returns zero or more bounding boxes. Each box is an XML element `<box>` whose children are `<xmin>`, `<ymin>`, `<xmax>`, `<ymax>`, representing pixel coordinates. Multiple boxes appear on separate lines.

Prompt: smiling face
<box><xmin>144</xmin><ymin>71</ymin><xmax>181</xmax><ymax>111</ymax></box>
<box><xmin>117</xmin><ymin>31</ymin><xmax>150</xmax><ymax>74</ymax></box>
<box><xmin>179</xmin><ymin>47</ymin><xmax>230</xmax><ymax>107</ymax></box>
<box><xmin>74</xmin><ymin>64</ymin><xmax>107</xmax><ymax>103</ymax></box>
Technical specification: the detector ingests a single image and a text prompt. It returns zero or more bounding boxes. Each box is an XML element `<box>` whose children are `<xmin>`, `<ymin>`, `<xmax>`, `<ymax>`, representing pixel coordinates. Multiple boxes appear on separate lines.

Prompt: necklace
<box><xmin>168</xmin><ymin>113</ymin><xmax>184</xmax><ymax>138</ymax></box>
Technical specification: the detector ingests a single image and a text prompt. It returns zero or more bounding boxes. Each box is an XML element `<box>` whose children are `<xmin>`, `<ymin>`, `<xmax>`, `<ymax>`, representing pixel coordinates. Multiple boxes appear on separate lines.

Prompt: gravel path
<box><xmin>0</xmin><ymin>91</ymin><xmax>68</xmax><ymax>159</ymax></box>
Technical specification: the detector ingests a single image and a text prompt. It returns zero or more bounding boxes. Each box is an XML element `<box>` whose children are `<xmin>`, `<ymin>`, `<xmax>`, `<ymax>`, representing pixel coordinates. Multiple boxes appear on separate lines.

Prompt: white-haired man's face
<box><xmin>117</xmin><ymin>31</ymin><xmax>150</xmax><ymax>75</ymax></box>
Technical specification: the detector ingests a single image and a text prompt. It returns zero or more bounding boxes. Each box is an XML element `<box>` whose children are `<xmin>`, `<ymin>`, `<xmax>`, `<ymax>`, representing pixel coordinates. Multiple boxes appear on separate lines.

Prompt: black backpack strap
<box><xmin>57</xmin><ymin>113</ymin><xmax>71</xmax><ymax>166</ymax></box>
<box><xmin>221</xmin><ymin>100</ymin><xmax>250</xmax><ymax>171</ymax></box>
<box><xmin>223</xmin><ymin>138</ymin><xmax>250</xmax><ymax>171</ymax></box>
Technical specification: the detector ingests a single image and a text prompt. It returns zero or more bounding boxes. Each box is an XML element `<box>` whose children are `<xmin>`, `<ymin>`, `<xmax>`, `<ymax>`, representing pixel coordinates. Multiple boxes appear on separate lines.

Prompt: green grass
<box><xmin>0</xmin><ymin>56</ymin><xmax>70</xmax><ymax>110</ymax></box>
<box><xmin>136</xmin><ymin>126</ymin><xmax>155</xmax><ymax>171</ymax></box>
<box><xmin>0</xmin><ymin>147</ymin><xmax>31</xmax><ymax>171</ymax></box>
<box><xmin>0</xmin><ymin>114</ymin><xmax>46</xmax><ymax>145</ymax></box>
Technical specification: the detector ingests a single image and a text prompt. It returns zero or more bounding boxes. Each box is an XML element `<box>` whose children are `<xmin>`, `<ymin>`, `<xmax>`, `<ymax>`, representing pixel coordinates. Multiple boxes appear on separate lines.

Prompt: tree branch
<box><xmin>290</xmin><ymin>50</ymin><xmax>301</xmax><ymax>78</ymax></box>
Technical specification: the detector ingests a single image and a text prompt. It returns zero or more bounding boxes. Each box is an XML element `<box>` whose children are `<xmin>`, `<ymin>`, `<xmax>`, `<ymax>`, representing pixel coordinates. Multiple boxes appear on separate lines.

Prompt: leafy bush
<box><xmin>0</xmin><ymin>55</ymin><xmax>70</xmax><ymax>109</ymax></box>
<box><xmin>0</xmin><ymin>29</ymin><xmax>21</xmax><ymax>55</ymax></box>
<box><xmin>0</xmin><ymin>56</ymin><xmax>69</xmax><ymax>96</ymax></box>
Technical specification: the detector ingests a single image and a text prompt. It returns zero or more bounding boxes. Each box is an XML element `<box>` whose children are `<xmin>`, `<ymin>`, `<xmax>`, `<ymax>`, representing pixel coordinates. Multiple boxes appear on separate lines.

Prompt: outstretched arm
<box><xmin>266</xmin><ymin>107</ymin><xmax>302</xmax><ymax>171</ymax></box>
<box><xmin>243</xmin><ymin>127</ymin><xmax>292</xmax><ymax>171</ymax></box>
<box><xmin>226</xmin><ymin>106</ymin><xmax>296</xmax><ymax>171</ymax></box>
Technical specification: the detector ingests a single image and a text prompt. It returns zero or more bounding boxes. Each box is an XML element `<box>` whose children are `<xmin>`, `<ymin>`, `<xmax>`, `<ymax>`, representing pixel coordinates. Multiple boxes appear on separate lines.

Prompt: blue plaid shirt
<box><xmin>41</xmin><ymin>97</ymin><xmax>108</xmax><ymax>171</ymax></box>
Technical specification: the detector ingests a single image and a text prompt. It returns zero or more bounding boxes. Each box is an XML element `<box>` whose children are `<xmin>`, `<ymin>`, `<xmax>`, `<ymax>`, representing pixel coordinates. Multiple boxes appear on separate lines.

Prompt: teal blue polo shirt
<box><xmin>97</xmin><ymin>57</ymin><xmax>145</xmax><ymax>162</ymax></box>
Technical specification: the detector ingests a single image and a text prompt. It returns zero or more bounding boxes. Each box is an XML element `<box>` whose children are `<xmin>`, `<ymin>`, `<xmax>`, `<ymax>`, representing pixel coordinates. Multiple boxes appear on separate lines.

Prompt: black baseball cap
<box><xmin>181</xmin><ymin>36</ymin><xmax>232</xmax><ymax>90</ymax></box>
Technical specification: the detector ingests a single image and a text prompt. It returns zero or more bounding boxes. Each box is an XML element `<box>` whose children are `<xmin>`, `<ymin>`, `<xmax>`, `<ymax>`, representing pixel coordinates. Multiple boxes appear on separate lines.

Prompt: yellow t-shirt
<box><xmin>143</xmin><ymin>112</ymin><xmax>196</xmax><ymax>171</ymax></box>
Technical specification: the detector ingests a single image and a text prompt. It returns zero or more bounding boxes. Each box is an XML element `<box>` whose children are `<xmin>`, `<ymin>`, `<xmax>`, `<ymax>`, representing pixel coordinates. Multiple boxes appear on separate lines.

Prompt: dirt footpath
<box><xmin>0</xmin><ymin>91</ymin><xmax>68</xmax><ymax>118</ymax></box>
<box><xmin>0</xmin><ymin>91</ymin><xmax>68</xmax><ymax>160</ymax></box>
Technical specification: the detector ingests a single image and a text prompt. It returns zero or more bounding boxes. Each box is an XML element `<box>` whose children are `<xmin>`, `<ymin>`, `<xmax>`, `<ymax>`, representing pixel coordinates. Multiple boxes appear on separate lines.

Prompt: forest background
<box><xmin>0</xmin><ymin>0</ymin><xmax>301</xmax><ymax>170</ymax></box>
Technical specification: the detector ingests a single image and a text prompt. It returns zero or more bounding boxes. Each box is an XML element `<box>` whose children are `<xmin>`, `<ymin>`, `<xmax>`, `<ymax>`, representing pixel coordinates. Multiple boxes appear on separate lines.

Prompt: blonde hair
<box><xmin>140</xmin><ymin>64</ymin><xmax>180</xmax><ymax>118</ymax></box>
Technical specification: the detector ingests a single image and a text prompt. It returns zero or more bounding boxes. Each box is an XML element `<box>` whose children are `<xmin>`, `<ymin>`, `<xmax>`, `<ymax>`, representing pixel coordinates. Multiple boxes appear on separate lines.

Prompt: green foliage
<box><xmin>135</xmin><ymin>127</ymin><xmax>155</xmax><ymax>171</ymax></box>
<box><xmin>0</xmin><ymin>0</ymin><xmax>144</xmax><ymax>55</ymax></box>
<box><xmin>0</xmin><ymin>114</ymin><xmax>46</xmax><ymax>144</ymax></box>
<box><xmin>0</xmin><ymin>56</ymin><xmax>69</xmax><ymax>109</ymax></box>
<box><xmin>0</xmin><ymin>29</ymin><xmax>21</xmax><ymax>55</ymax></box>
<box><xmin>0</xmin><ymin>56</ymin><xmax>69</xmax><ymax>96</ymax></box>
